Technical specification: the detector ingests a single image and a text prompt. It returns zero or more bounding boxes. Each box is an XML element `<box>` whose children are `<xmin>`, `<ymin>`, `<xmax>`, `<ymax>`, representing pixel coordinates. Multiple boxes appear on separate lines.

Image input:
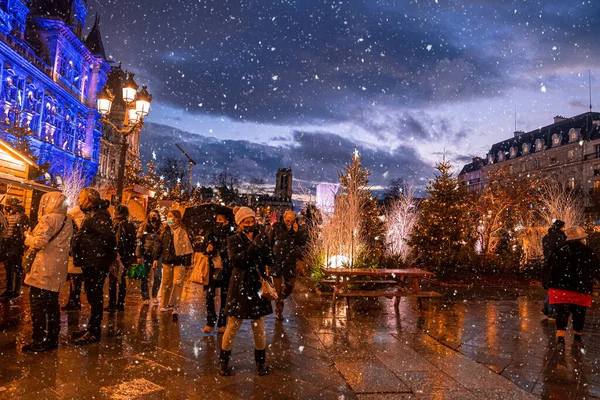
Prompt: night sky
<box><xmin>88</xmin><ymin>0</ymin><xmax>600</xmax><ymax>192</ymax></box>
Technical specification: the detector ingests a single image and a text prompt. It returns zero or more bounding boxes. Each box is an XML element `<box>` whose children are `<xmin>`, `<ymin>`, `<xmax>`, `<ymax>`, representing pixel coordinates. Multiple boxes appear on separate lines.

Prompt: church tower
<box><xmin>274</xmin><ymin>168</ymin><xmax>293</xmax><ymax>198</ymax></box>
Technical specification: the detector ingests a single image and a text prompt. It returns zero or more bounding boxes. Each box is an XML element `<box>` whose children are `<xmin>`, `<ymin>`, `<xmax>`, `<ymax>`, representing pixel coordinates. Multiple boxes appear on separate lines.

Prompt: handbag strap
<box><xmin>48</xmin><ymin>216</ymin><xmax>68</xmax><ymax>244</ymax></box>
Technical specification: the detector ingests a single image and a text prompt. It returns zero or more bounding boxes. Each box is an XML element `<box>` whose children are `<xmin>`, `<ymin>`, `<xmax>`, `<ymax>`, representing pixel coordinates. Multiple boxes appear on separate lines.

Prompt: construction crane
<box><xmin>175</xmin><ymin>144</ymin><xmax>197</xmax><ymax>194</ymax></box>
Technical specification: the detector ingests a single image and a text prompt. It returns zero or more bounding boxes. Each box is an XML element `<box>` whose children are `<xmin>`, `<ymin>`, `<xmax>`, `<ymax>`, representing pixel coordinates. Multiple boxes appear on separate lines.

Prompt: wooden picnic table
<box><xmin>321</xmin><ymin>268</ymin><xmax>441</xmax><ymax>310</ymax></box>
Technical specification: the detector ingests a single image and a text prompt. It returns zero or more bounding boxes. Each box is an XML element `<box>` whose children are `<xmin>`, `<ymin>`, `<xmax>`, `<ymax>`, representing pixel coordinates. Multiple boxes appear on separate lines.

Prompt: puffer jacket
<box><xmin>153</xmin><ymin>224</ymin><xmax>193</xmax><ymax>266</ymax></box>
<box><xmin>72</xmin><ymin>199</ymin><xmax>116</xmax><ymax>270</ymax></box>
<box><xmin>24</xmin><ymin>193</ymin><xmax>74</xmax><ymax>292</ymax></box>
<box><xmin>136</xmin><ymin>219</ymin><xmax>161</xmax><ymax>258</ymax></box>
<box><xmin>548</xmin><ymin>240</ymin><xmax>600</xmax><ymax>295</ymax></box>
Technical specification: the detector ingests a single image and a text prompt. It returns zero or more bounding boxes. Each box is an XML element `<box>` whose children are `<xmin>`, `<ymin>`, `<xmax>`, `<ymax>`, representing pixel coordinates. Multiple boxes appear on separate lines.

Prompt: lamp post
<box><xmin>96</xmin><ymin>72</ymin><xmax>152</xmax><ymax>204</ymax></box>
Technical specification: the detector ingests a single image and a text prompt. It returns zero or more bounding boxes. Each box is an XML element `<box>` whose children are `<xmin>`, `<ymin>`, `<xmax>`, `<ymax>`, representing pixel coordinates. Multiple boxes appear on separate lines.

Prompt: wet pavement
<box><xmin>0</xmin><ymin>277</ymin><xmax>597</xmax><ymax>399</ymax></box>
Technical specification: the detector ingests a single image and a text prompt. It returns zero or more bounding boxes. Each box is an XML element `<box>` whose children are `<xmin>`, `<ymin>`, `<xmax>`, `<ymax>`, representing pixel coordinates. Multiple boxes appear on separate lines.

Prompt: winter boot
<box><xmin>218</xmin><ymin>349</ymin><xmax>232</xmax><ymax>376</ymax></box>
<box><xmin>255</xmin><ymin>349</ymin><xmax>269</xmax><ymax>376</ymax></box>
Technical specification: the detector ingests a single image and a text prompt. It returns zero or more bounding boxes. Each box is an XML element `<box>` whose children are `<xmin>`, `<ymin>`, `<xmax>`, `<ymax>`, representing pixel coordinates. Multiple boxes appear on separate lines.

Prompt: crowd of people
<box><xmin>2</xmin><ymin>186</ymin><xmax>597</xmax><ymax>373</ymax></box>
<box><xmin>0</xmin><ymin>188</ymin><xmax>306</xmax><ymax>376</ymax></box>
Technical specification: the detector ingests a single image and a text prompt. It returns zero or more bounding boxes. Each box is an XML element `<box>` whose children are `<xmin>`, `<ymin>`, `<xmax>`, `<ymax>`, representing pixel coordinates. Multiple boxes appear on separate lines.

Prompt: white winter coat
<box><xmin>24</xmin><ymin>193</ymin><xmax>74</xmax><ymax>292</ymax></box>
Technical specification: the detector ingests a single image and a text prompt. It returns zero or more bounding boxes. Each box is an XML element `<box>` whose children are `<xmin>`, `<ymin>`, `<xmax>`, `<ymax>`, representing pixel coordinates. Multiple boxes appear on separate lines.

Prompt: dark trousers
<box><xmin>66</xmin><ymin>274</ymin><xmax>83</xmax><ymax>306</ymax></box>
<box><xmin>4</xmin><ymin>254</ymin><xmax>23</xmax><ymax>294</ymax></box>
<box><xmin>108</xmin><ymin>270</ymin><xmax>127</xmax><ymax>308</ymax></box>
<box><xmin>273</xmin><ymin>276</ymin><xmax>296</xmax><ymax>316</ymax></box>
<box><xmin>82</xmin><ymin>267</ymin><xmax>109</xmax><ymax>337</ymax></box>
<box><xmin>206</xmin><ymin>279</ymin><xmax>228</xmax><ymax>328</ymax></box>
<box><xmin>555</xmin><ymin>303</ymin><xmax>587</xmax><ymax>332</ymax></box>
<box><xmin>29</xmin><ymin>286</ymin><xmax>60</xmax><ymax>344</ymax></box>
<box><xmin>141</xmin><ymin>257</ymin><xmax>162</xmax><ymax>300</ymax></box>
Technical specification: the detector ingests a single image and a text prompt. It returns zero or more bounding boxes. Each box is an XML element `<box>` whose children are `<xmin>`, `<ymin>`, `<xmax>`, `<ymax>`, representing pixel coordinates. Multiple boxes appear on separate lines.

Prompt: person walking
<box><xmin>201</xmin><ymin>211</ymin><xmax>234</xmax><ymax>334</ymax></box>
<box><xmin>71</xmin><ymin>188</ymin><xmax>116</xmax><ymax>345</ymax></box>
<box><xmin>0</xmin><ymin>197</ymin><xmax>29</xmax><ymax>301</ymax></box>
<box><xmin>269</xmin><ymin>210</ymin><xmax>306</xmax><ymax>321</ymax></box>
<box><xmin>218</xmin><ymin>207</ymin><xmax>272</xmax><ymax>377</ymax></box>
<box><xmin>542</xmin><ymin>219</ymin><xmax>567</xmax><ymax>320</ymax></box>
<box><xmin>137</xmin><ymin>210</ymin><xmax>163</xmax><ymax>305</ymax></box>
<box><xmin>106</xmin><ymin>205</ymin><xmax>136</xmax><ymax>312</ymax></box>
<box><xmin>548</xmin><ymin>226</ymin><xmax>600</xmax><ymax>351</ymax></box>
<box><xmin>153</xmin><ymin>210</ymin><xmax>193</xmax><ymax>318</ymax></box>
<box><xmin>21</xmin><ymin>193</ymin><xmax>74</xmax><ymax>352</ymax></box>
<box><xmin>61</xmin><ymin>205</ymin><xmax>85</xmax><ymax>311</ymax></box>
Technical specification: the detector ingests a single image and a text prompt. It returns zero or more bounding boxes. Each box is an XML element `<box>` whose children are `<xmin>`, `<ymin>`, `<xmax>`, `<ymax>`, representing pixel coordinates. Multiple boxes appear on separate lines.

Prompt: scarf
<box><xmin>172</xmin><ymin>226</ymin><xmax>193</xmax><ymax>256</ymax></box>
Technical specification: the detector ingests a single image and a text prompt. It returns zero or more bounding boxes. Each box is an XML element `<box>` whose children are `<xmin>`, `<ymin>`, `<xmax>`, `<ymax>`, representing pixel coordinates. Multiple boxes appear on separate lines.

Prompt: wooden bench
<box><xmin>321</xmin><ymin>268</ymin><xmax>442</xmax><ymax>311</ymax></box>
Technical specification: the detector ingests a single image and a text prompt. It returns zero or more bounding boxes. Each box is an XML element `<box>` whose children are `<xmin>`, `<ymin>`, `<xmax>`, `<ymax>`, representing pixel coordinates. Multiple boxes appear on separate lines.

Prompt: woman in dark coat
<box><xmin>548</xmin><ymin>226</ymin><xmax>600</xmax><ymax>350</ymax></box>
<box><xmin>218</xmin><ymin>207</ymin><xmax>272</xmax><ymax>377</ymax></box>
<box><xmin>137</xmin><ymin>210</ymin><xmax>163</xmax><ymax>305</ymax></box>
<box><xmin>200</xmin><ymin>212</ymin><xmax>234</xmax><ymax>334</ymax></box>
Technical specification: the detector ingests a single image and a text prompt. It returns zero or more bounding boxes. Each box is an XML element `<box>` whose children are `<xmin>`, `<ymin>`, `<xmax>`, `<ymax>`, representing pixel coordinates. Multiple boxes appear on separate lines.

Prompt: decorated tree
<box><xmin>385</xmin><ymin>185</ymin><xmax>419</xmax><ymax>264</ymax></box>
<box><xmin>336</xmin><ymin>149</ymin><xmax>385</xmax><ymax>265</ymax></box>
<box><xmin>143</xmin><ymin>157</ymin><xmax>167</xmax><ymax>200</ymax></box>
<box><xmin>470</xmin><ymin>166</ymin><xmax>539</xmax><ymax>256</ymax></box>
<box><xmin>409</xmin><ymin>160</ymin><xmax>473</xmax><ymax>274</ymax></box>
<box><xmin>125</xmin><ymin>157</ymin><xmax>144</xmax><ymax>186</ymax></box>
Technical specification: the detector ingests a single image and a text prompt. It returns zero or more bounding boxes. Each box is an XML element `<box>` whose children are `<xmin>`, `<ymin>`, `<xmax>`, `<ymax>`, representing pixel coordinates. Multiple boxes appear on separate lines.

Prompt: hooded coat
<box><xmin>225</xmin><ymin>231</ymin><xmax>273</xmax><ymax>319</ymax></box>
<box><xmin>541</xmin><ymin>221</ymin><xmax>567</xmax><ymax>289</ymax></box>
<box><xmin>72</xmin><ymin>199</ymin><xmax>116</xmax><ymax>270</ymax></box>
<box><xmin>24</xmin><ymin>193</ymin><xmax>74</xmax><ymax>292</ymax></box>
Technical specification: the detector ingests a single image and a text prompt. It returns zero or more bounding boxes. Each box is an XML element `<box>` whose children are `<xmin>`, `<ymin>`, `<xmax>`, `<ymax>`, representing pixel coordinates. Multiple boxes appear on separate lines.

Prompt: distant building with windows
<box><xmin>459</xmin><ymin>112</ymin><xmax>600</xmax><ymax>210</ymax></box>
<box><xmin>0</xmin><ymin>0</ymin><xmax>110</xmax><ymax>187</ymax></box>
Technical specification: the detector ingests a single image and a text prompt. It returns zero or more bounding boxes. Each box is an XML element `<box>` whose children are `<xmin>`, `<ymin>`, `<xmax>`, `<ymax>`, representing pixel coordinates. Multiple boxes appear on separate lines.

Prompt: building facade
<box><xmin>0</xmin><ymin>0</ymin><xmax>109</xmax><ymax>187</ymax></box>
<box><xmin>459</xmin><ymin>112</ymin><xmax>600</xmax><ymax>210</ymax></box>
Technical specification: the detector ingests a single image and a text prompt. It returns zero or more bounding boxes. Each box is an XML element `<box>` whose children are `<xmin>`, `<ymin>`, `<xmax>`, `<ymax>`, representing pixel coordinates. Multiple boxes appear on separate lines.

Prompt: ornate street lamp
<box><xmin>97</xmin><ymin>72</ymin><xmax>152</xmax><ymax>204</ymax></box>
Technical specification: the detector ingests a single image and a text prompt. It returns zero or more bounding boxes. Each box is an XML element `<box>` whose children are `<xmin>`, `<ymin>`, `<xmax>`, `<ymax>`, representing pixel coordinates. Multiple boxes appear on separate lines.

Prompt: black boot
<box><xmin>218</xmin><ymin>349</ymin><xmax>232</xmax><ymax>376</ymax></box>
<box><xmin>255</xmin><ymin>349</ymin><xmax>269</xmax><ymax>376</ymax></box>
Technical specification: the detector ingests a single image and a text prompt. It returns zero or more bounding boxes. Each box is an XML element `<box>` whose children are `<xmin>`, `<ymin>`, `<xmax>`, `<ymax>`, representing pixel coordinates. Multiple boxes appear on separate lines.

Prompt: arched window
<box><xmin>569</xmin><ymin>128</ymin><xmax>580</xmax><ymax>143</ymax></box>
<box><xmin>487</xmin><ymin>154</ymin><xmax>494</xmax><ymax>164</ymax></box>
<box><xmin>522</xmin><ymin>143</ymin><xmax>530</xmax><ymax>155</ymax></box>
<box><xmin>552</xmin><ymin>134</ymin><xmax>561</xmax><ymax>147</ymax></box>
<box><xmin>509</xmin><ymin>147</ymin><xmax>517</xmax><ymax>158</ymax></box>
<box><xmin>535</xmin><ymin>139</ymin><xmax>543</xmax><ymax>151</ymax></box>
<box><xmin>497</xmin><ymin>151</ymin><xmax>504</xmax><ymax>161</ymax></box>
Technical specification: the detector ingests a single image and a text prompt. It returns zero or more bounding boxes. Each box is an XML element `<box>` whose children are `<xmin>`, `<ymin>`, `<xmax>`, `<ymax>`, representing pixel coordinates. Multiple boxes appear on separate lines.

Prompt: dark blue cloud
<box><xmin>142</xmin><ymin>122</ymin><xmax>432</xmax><ymax>188</ymax></box>
<box><xmin>89</xmin><ymin>0</ymin><xmax>511</xmax><ymax>124</ymax></box>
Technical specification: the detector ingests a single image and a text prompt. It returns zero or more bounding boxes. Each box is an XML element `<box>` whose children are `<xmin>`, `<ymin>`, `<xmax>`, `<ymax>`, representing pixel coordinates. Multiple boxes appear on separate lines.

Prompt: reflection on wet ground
<box><xmin>0</xmin><ymin>279</ymin><xmax>596</xmax><ymax>399</ymax></box>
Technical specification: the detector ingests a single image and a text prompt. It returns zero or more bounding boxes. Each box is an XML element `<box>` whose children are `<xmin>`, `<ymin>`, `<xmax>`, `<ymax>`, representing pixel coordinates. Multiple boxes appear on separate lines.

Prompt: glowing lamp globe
<box><xmin>128</xmin><ymin>108</ymin><xmax>140</xmax><ymax>124</ymax></box>
<box><xmin>135</xmin><ymin>85</ymin><xmax>152</xmax><ymax>117</ymax></box>
<box><xmin>96</xmin><ymin>87</ymin><xmax>114</xmax><ymax>115</ymax></box>
<box><xmin>122</xmin><ymin>72</ymin><xmax>139</xmax><ymax>104</ymax></box>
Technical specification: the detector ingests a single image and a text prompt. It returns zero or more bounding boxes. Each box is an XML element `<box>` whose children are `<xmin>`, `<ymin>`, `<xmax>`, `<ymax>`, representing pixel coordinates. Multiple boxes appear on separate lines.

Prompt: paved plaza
<box><xmin>0</xmin><ymin>278</ymin><xmax>598</xmax><ymax>399</ymax></box>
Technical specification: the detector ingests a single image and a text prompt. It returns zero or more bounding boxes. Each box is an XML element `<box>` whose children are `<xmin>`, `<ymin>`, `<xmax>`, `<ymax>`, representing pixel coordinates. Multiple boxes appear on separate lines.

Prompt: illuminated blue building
<box><xmin>0</xmin><ymin>0</ymin><xmax>109</xmax><ymax>186</ymax></box>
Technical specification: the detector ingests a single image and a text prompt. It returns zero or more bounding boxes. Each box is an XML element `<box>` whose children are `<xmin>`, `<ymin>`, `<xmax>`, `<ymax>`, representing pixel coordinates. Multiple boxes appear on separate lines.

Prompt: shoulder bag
<box><xmin>22</xmin><ymin>216</ymin><xmax>68</xmax><ymax>275</ymax></box>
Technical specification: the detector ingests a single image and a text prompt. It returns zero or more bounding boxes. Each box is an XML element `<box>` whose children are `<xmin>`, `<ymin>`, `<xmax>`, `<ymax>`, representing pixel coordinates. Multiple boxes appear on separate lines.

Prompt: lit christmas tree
<box><xmin>337</xmin><ymin>149</ymin><xmax>385</xmax><ymax>266</ymax></box>
<box><xmin>409</xmin><ymin>160</ymin><xmax>473</xmax><ymax>274</ymax></box>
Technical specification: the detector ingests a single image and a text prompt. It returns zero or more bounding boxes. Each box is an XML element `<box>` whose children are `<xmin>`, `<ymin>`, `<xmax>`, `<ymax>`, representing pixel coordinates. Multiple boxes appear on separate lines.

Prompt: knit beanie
<box><xmin>235</xmin><ymin>206</ymin><xmax>256</xmax><ymax>226</ymax></box>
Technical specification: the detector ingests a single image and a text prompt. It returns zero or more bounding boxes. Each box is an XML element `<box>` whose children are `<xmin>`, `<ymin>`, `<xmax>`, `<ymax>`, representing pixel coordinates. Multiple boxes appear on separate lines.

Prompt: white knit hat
<box><xmin>565</xmin><ymin>226</ymin><xmax>587</xmax><ymax>241</ymax></box>
<box><xmin>235</xmin><ymin>206</ymin><xmax>256</xmax><ymax>226</ymax></box>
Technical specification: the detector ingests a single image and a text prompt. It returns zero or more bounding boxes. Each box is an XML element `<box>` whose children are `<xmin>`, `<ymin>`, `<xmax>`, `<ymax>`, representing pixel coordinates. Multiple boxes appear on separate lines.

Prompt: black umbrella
<box><xmin>183</xmin><ymin>204</ymin><xmax>234</xmax><ymax>250</ymax></box>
